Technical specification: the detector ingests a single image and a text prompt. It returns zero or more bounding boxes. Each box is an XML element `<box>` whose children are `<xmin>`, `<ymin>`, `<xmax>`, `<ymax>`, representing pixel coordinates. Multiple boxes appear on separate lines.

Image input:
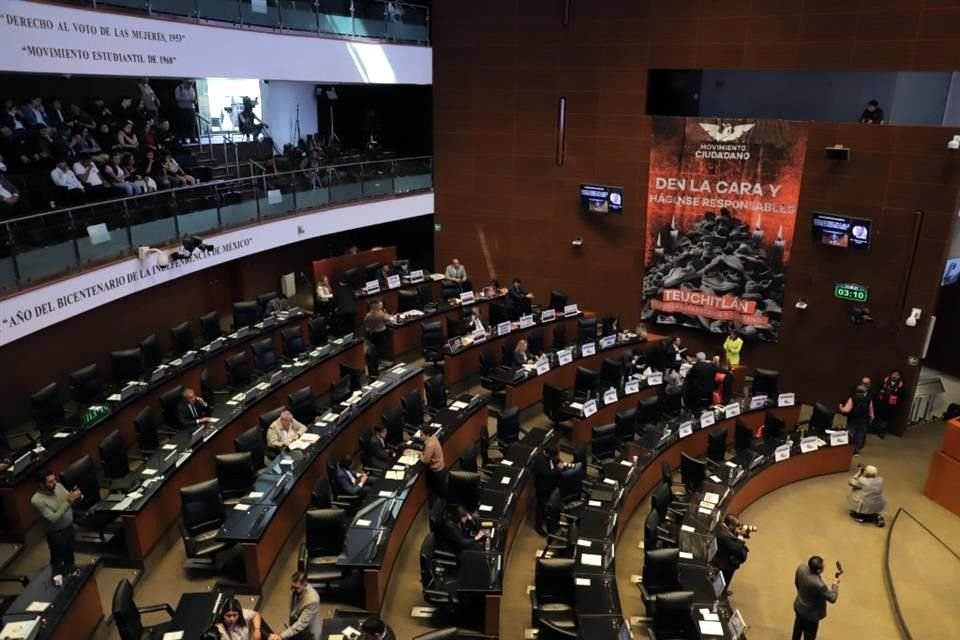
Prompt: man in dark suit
<box><xmin>533</xmin><ymin>445</ymin><xmax>563</xmax><ymax>535</ymax></box>
<box><xmin>792</xmin><ymin>555</ymin><xmax>840</xmax><ymax>640</ymax></box>
<box><xmin>334</xmin><ymin>456</ymin><xmax>369</xmax><ymax>497</ymax></box>
<box><xmin>367</xmin><ymin>424</ymin><xmax>393</xmax><ymax>469</ymax></box>
<box><xmin>360</xmin><ymin>615</ymin><xmax>395</xmax><ymax>640</ymax></box>
<box><xmin>684</xmin><ymin>352</ymin><xmax>719</xmax><ymax>411</ymax></box>
<box><xmin>177</xmin><ymin>387</ymin><xmax>213</xmax><ymax>429</ymax></box>
<box><xmin>713</xmin><ymin>514</ymin><xmax>748</xmax><ymax>596</ymax></box>
<box><xmin>506</xmin><ymin>278</ymin><xmax>532</xmax><ymax>319</ymax></box>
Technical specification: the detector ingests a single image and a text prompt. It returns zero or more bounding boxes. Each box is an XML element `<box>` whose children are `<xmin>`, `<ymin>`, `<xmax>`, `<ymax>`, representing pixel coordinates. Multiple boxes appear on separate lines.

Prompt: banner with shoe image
<box><xmin>642</xmin><ymin>117</ymin><xmax>808</xmax><ymax>343</ymax></box>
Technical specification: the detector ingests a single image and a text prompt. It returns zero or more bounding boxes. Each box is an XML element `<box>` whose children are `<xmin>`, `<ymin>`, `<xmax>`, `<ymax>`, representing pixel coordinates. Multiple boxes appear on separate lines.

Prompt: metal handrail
<box><xmin>2</xmin><ymin>154</ymin><xmax>433</xmax><ymax>226</ymax></box>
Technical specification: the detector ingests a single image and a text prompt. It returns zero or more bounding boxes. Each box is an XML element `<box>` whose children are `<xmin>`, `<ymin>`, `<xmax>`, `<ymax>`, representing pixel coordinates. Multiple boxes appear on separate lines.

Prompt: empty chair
<box><xmin>531</xmin><ymin>557</ymin><xmax>576</xmax><ymax>629</ymax></box>
<box><xmin>364</xmin><ymin>262</ymin><xmax>382</xmax><ymax>284</ymax></box>
<box><xmin>680</xmin><ymin>453</ymin><xmax>707</xmax><ymax>492</ymax></box>
<box><xmin>233</xmin><ymin>301</ymin><xmax>258</xmax><ymax>329</ymax></box>
<box><xmin>297</xmin><ymin>509</ymin><xmax>348</xmax><ymax>586</ymax></box>
<box><xmin>179</xmin><ymin>479</ymin><xmax>232</xmax><ymax>568</ymax></box>
<box><xmin>577</xmin><ymin>317</ymin><xmax>598</xmax><ymax>344</ymax></box>
<box><xmin>495</xmin><ymin>406</ymin><xmax>521</xmax><ymax>447</ymax></box>
<box><xmin>417</xmin><ymin>282</ymin><xmax>434</xmax><ymax>307</ymax></box>
<box><xmin>339</xmin><ymin>362</ymin><xmax>364</xmax><ymax>391</ymax></box>
<box><xmin>60</xmin><ymin>455</ymin><xmax>112</xmax><ymax>539</ymax></box>
<box><xmin>31</xmin><ymin>382</ymin><xmax>66</xmax><ymax>431</ymax></box>
<box><xmin>169</xmin><ymin>321</ymin><xmax>194</xmax><ymax>356</ymax></box>
<box><xmin>543</xmin><ymin>384</ymin><xmax>574</xmax><ymax>426</ymax></box>
<box><xmin>160</xmin><ymin>385</ymin><xmax>185</xmax><ymax>429</ymax></box>
<box><xmin>591</xmin><ymin>423</ymin><xmax>618</xmax><ymax>464</ymax></box>
<box><xmin>401</xmin><ymin>389</ymin><xmax>426</xmax><ymax>428</ymax></box>
<box><xmin>489</xmin><ymin>301</ymin><xmax>508</xmax><ymax>327</ymax></box>
<box><xmin>234</xmin><ymin>425</ymin><xmax>266</xmax><ymax>470</ymax></box>
<box><xmin>599</xmin><ymin>358</ymin><xmax>624</xmax><ymax>391</ymax></box>
<box><xmin>343</xmin><ymin>266</ymin><xmax>362</xmax><ymax>289</ymax></box>
<box><xmin>425</xmin><ymin>374</ymin><xmax>447</xmax><ymax>411</ymax></box>
<box><xmin>98</xmin><ymin>429</ymin><xmax>130</xmax><ymax>481</ymax></box>
<box><xmin>68</xmin><ymin>363</ymin><xmax>103</xmax><ymax>406</ymax></box>
<box><xmin>479</xmin><ymin>350</ymin><xmax>507</xmax><ymax>400</ymax></box>
<box><xmin>615</xmin><ymin>408</ymin><xmax>637</xmax><ymax>444</ymax></box>
<box><xmin>282</xmin><ymin>326</ymin><xmax>306</xmax><ymax>358</ymax></box>
<box><xmin>111</xmin><ymin>578</ymin><xmax>174</xmax><ymax>640</ymax></box>
<box><xmin>199</xmin><ymin>368</ymin><xmax>216</xmax><ymax>408</ymax></box>
<box><xmin>133</xmin><ymin>406</ymin><xmax>163</xmax><ymax>455</ymax></box>
<box><xmin>552</xmin><ymin>323</ymin><xmax>567</xmax><ymax>350</ymax></box>
<box><xmin>574</xmin><ymin>367</ymin><xmax>599</xmax><ymax>401</ymax></box>
<box><xmin>225</xmin><ymin>352</ymin><xmax>252</xmax><ymax>390</ymax></box>
<box><xmin>764</xmin><ymin>413</ymin><xmax>786</xmax><ymax>444</ymax></box>
<box><xmin>601</xmin><ymin>315</ymin><xmax>618</xmax><ymax>337</ymax></box>
<box><xmin>637</xmin><ymin>395</ymin><xmax>661</xmax><ymax>428</ymax></box>
<box><xmin>734</xmin><ymin>419</ymin><xmax>755</xmax><ymax>453</ymax></box>
<box><xmin>199</xmin><ymin>311</ymin><xmax>221</xmax><ymax>343</ymax></box>
<box><xmin>215</xmin><ymin>452</ymin><xmax>256</xmax><ymax>502</ymax></box>
<box><xmin>398</xmin><ymin>288</ymin><xmax>419</xmax><ymax>313</ymax></box>
<box><xmin>446</xmin><ymin>470</ymin><xmax>480</xmax><ymax>512</ymax></box>
<box><xmin>330</xmin><ymin>375</ymin><xmax>352</xmax><ymax>406</ymax></box>
<box><xmin>549</xmin><ymin>290</ymin><xmax>568</xmax><ymax>312</ymax></box>
<box><xmin>250</xmin><ymin>337</ymin><xmax>279</xmax><ymax>373</ymax></box>
<box><xmin>308</xmin><ymin>316</ymin><xmax>328</xmax><ymax>346</ymax></box>
<box><xmin>707</xmin><ymin>428</ymin><xmax>727</xmax><ymax>463</ymax></box>
<box><xmin>651</xmin><ymin>591</ymin><xmax>697</xmax><ymax>639</ymax></box>
<box><xmin>111</xmin><ymin>348</ymin><xmax>144</xmax><ymax>384</ymax></box>
<box><xmin>441</xmin><ymin>281</ymin><xmax>461</xmax><ymax>300</ymax></box>
<box><xmin>288</xmin><ymin>386</ymin><xmax>321</xmax><ymax>424</ymax></box>
<box><xmin>644</xmin><ymin>509</ymin><xmax>677</xmax><ymax>550</ymax></box>
<box><xmin>422</xmin><ymin>321</ymin><xmax>445</xmax><ymax>370</ymax></box>
<box><xmin>139</xmin><ymin>334</ymin><xmax>162</xmax><ymax>371</ymax></box>
<box><xmin>499</xmin><ymin>340</ymin><xmax>516</xmax><ymax>367</ymax></box>
<box><xmin>808</xmin><ymin>402</ymin><xmax>835</xmax><ymax>430</ymax></box>
<box><xmin>528</xmin><ymin>330</ymin><xmax>545</xmax><ymax>355</ymax></box>
<box><xmin>751</xmin><ymin>368</ymin><xmax>780</xmax><ymax>397</ymax></box>
<box><xmin>382</xmin><ymin>405</ymin><xmax>406</xmax><ymax>446</ymax></box>
<box><xmin>638</xmin><ymin>549</ymin><xmax>682</xmax><ymax>615</ymax></box>
<box><xmin>459</xmin><ymin>444</ymin><xmax>478</xmax><ymax>472</ymax></box>
<box><xmin>419</xmin><ymin>534</ymin><xmax>461</xmax><ymax>612</ymax></box>
<box><xmin>537</xmin><ymin>619</ymin><xmax>578</xmax><ymax>640</ymax></box>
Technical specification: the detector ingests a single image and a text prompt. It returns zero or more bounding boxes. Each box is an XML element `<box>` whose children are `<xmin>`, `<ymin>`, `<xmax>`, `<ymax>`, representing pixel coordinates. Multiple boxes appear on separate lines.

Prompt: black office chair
<box><xmin>615</xmin><ymin>407</ymin><xmax>638</xmax><ymax>444</ymax></box>
<box><xmin>215</xmin><ymin>452</ymin><xmax>256</xmax><ymax>503</ymax></box>
<box><xmin>644</xmin><ymin>509</ymin><xmax>677</xmax><ymax>550</ymax></box>
<box><xmin>258</xmin><ymin>406</ymin><xmax>284</xmax><ymax>447</ymax></box>
<box><xmin>159</xmin><ymin>385</ymin><xmax>185</xmax><ymax>429</ymax></box>
<box><xmin>178</xmin><ymin>479</ymin><xmax>233</xmax><ymax>569</ymax></box>
<box><xmin>651</xmin><ymin>481</ymin><xmax>687</xmax><ymax>523</ymax></box>
<box><xmin>417</xmin><ymin>282</ymin><xmax>435</xmax><ymax>307</ymax></box>
<box><xmin>489</xmin><ymin>301</ymin><xmax>508</xmax><ymax>327</ymax></box>
<box><xmin>382</xmin><ymin>405</ymin><xmax>406</xmax><ymax>446</ymax></box>
<box><xmin>111</xmin><ymin>578</ymin><xmax>174</xmax><ymax>640</ymax></box>
<box><xmin>599</xmin><ymin>358</ymin><xmax>624</xmax><ymax>391</ymax></box>
<box><xmin>111</xmin><ymin>349</ymin><xmax>144</xmax><ymax>384</ymax></box>
<box><xmin>288</xmin><ymin>386</ymin><xmax>322</xmax><ymax>424</ymax></box>
<box><xmin>343</xmin><ymin>267</ymin><xmax>362</xmax><ymax>289</ymax></box>
<box><xmin>707</xmin><ymin>428</ymin><xmax>727</xmax><ymax>463</ymax></box>
<box><xmin>552</xmin><ymin>323</ymin><xmax>567</xmax><ymax>350</ymax></box>
<box><xmin>310</xmin><ymin>477</ymin><xmax>357</xmax><ymax>511</ymax></box>
<box><xmin>543</xmin><ymin>384</ymin><xmax>574</xmax><ymax>428</ymax></box>
<box><xmin>441</xmin><ymin>281</ymin><xmax>461</xmax><ymax>301</ymax></box>
<box><xmin>233</xmin><ymin>301</ymin><xmax>258</xmax><ymax>329</ymax></box>
<box><xmin>808</xmin><ymin>402</ymin><xmax>835</xmax><ymax>431</ymax></box>
<box><xmin>133</xmin><ymin>406</ymin><xmax>164</xmax><ymax>456</ymax></box>
<box><xmin>199</xmin><ymin>368</ymin><xmax>218</xmax><ymax>409</ymax></box>
<box><xmin>251</xmin><ymin>337</ymin><xmax>279</xmax><ymax>374</ymax></box>
<box><xmin>60</xmin><ymin>455</ymin><xmax>113</xmax><ymax>540</ymax></box>
<box><xmin>574</xmin><ymin>367</ymin><xmax>599</xmax><ymax>401</ymax></box>
<box><xmin>530</xmin><ymin>557</ymin><xmax>576</xmax><ymax>629</ymax></box>
<box><xmin>528</xmin><ymin>329</ymin><xmax>545</xmax><ymax>356</ymax></box>
<box><xmin>419</xmin><ymin>533</ymin><xmax>461</xmax><ymax>612</ymax></box>
<box><xmin>364</xmin><ymin>262</ymin><xmax>382</xmax><ymax>284</ymax></box>
<box><xmin>235</xmin><ymin>425</ymin><xmax>267</xmax><ymax>470</ymax></box>
<box><xmin>638</xmin><ymin>549</ymin><xmax>682</xmax><ymax>616</ymax></box>
<box><xmin>98</xmin><ymin>429</ymin><xmax>132</xmax><ymax>485</ymax></box>
<box><xmin>650</xmin><ymin>591</ymin><xmax>697</xmax><ymax>640</ymax></box>
<box><xmin>446</xmin><ymin>470</ymin><xmax>480</xmax><ymax>512</ymax></box>
<box><xmin>401</xmin><ymin>388</ymin><xmax>426</xmax><ymax>428</ymax></box>
<box><xmin>537</xmin><ymin>619</ymin><xmax>578</xmax><ymax>640</ymax></box>
<box><xmin>637</xmin><ymin>395</ymin><xmax>662</xmax><ymax>430</ymax></box>
<box><xmin>199</xmin><ymin>311</ymin><xmax>222</xmax><ymax>343</ymax></box>
<box><xmin>65</xmin><ymin>364</ymin><xmax>103</xmax><ymax>408</ymax></box>
<box><xmin>751</xmin><ymin>368</ymin><xmax>780</xmax><ymax>397</ymax></box>
<box><xmin>308</xmin><ymin>315</ymin><xmax>329</xmax><ymax>347</ymax></box>
<box><xmin>494</xmin><ymin>406</ymin><xmax>521</xmax><ymax>448</ymax></box>
<box><xmin>458</xmin><ymin>443</ymin><xmax>479</xmax><ymax>472</ymax></box>
<box><xmin>339</xmin><ymin>362</ymin><xmax>364</xmax><ymax>391</ymax></box>
<box><xmin>397</xmin><ymin>288</ymin><xmax>419</xmax><ymax>313</ymax></box>
<box><xmin>425</xmin><ymin>374</ymin><xmax>447</xmax><ymax>412</ymax></box>
<box><xmin>590</xmin><ymin>423</ymin><xmax>618</xmax><ymax>465</ymax></box>
<box><xmin>225</xmin><ymin>352</ymin><xmax>252</xmax><ymax>390</ymax></box>
<box><xmin>169</xmin><ymin>321</ymin><xmax>194</xmax><ymax>356</ymax></box>
<box><xmin>478</xmin><ymin>350</ymin><xmax>506</xmax><ymax>400</ymax></box>
<box><xmin>330</xmin><ymin>375</ymin><xmax>352</xmax><ymax>406</ymax></box>
<box><xmin>282</xmin><ymin>326</ymin><xmax>307</xmax><ymax>358</ymax></box>
<box><xmin>31</xmin><ymin>382</ymin><xmax>66</xmax><ymax>432</ymax></box>
<box><xmin>543</xmin><ymin>507</ymin><xmax>579</xmax><ymax>559</ymax></box>
<box><xmin>298</xmin><ymin>508</ymin><xmax>348</xmax><ymax>587</ymax></box>
<box><xmin>139</xmin><ymin>334</ymin><xmax>163</xmax><ymax>371</ymax></box>
<box><xmin>577</xmin><ymin>317</ymin><xmax>598</xmax><ymax>345</ymax></box>
<box><xmin>422</xmin><ymin>320</ymin><xmax>445</xmax><ymax>371</ymax></box>
<box><xmin>680</xmin><ymin>453</ymin><xmax>707</xmax><ymax>492</ymax></box>
<box><xmin>256</xmin><ymin>291</ymin><xmax>281</xmax><ymax>319</ymax></box>
<box><xmin>549</xmin><ymin>290</ymin><xmax>568</xmax><ymax>312</ymax></box>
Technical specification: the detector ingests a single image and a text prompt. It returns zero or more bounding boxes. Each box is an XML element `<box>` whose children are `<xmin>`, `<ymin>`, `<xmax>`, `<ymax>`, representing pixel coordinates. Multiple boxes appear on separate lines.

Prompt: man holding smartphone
<box><xmin>792</xmin><ymin>555</ymin><xmax>840</xmax><ymax>640</ymax></box>
<box><xmin>31</xmin><ymin>469</ymin><xmax>80</xmax><ymax>577</ymax></box>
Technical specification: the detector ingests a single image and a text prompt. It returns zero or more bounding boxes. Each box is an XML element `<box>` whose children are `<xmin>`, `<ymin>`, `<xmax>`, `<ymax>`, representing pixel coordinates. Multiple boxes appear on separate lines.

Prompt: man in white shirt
<box><xmin>72</xmin><ymin>157</ymin><xmax>104</xmax><ymax>195</ymax></box>
<box><xmin>50</xmin><ymin>160</ymin><xmax>85</xmax><ymax>204</ymax></box>
<box><xmin>266</xmin><ymin>410</ymin><xmax>305</xmax><ymax>453</ymax></box>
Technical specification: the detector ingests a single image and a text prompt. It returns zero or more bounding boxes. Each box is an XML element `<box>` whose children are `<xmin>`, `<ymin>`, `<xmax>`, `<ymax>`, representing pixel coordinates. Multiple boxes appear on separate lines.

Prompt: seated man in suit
<box><xmin>265</xmin><ymin>294</ymin><xmax>290</xmax><ymax>315</ymax></box>
<box><xmin>178</xmin><ymin>387</ymin><xmax>214</xmax><ymax>429</ymax></box>
<box><xmin>683</xmin><ymin>352</ymin><xmax>719</xmax><ymax>412</ymax></box>
<box><xmin>267</xmin><ymin>410</ymin><xmax>305</xmax><ymax>453</ymax></box>
<box><xmin>506</xmin><ymin>278</ymin><xmax>533</xmax><ymax>317</ymax></box>
<box><xmin>334</xmin><ymin>456</ymin><xmax>370</xmax><ymax>496</ymax></box>
<box><xmin>454</xmin><ymin>505</ymin><xmax>487</xmax><ymax>549</ymax></box>
<box><xmin>367</xmin><ymin>424</ymin><xmax>394</xmax><ymax>469</ymax></box>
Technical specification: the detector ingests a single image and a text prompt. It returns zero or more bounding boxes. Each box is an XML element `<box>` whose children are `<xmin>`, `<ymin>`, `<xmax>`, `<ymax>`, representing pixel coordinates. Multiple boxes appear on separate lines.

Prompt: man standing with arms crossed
<box><xmin>792</xmin><ymin>555</ymin><xmax>840</xmax><ymax>640</ymax></box>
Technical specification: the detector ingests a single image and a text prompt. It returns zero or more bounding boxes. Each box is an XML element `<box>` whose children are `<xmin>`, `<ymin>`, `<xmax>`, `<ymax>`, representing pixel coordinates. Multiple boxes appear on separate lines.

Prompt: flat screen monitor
<box><xmin>811</xmin><ymin>212</ymin><xmax>871</xmax><ymax>250</ymax></box>
<box><xmin>712</xmin><ymin>569</ymin><xmax>727</xmax><ymax>598</ymax></box>
<box><xmin>580</xmin><ymin>184</ymin><xmax>624</xmax><ymax>214</ymax></box>
<box><xmin>942</xmin><ymin>257</ymin><xmax>960</xmax><ymax>287</ymax></box>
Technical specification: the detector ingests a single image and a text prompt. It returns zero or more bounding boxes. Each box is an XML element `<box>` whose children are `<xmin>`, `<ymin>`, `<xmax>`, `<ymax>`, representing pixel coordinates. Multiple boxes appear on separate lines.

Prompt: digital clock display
<box><xmin>834</xmin><ymin>282</ymin><xmax>869</xmax><ymax>302</ymax></box>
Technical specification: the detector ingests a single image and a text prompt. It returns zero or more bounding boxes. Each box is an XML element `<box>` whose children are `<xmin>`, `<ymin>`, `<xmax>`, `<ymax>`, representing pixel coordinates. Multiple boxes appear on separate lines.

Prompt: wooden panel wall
<box><xmin>432</xmin><ymin>0</ymin><xmax>960</xmax><ymax>432</ymax></box>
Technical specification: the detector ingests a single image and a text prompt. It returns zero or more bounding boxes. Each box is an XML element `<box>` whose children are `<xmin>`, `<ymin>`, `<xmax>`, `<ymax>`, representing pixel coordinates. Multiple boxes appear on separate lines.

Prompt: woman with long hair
<box><xmin>212</xmin><ymin>598</ymin><xmax>263</xmax><ymax>640</ymax></box>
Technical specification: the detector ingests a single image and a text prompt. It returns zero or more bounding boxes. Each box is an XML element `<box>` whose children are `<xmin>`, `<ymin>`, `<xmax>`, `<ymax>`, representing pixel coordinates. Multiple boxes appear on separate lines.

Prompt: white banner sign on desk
<box><xmin>646</xmin><ymin>372</ymin><xmax>663</xmax><ymax>386</ymax></box>
<box><xmin>599</xmin><ymin>335</ymin><xmax>616</xmax><ymax>349</ymax></box>
<box><xmin>800</xmin><ymin>436</ymin><xmax>819</xmax><ymax>453</ymax></box>
<box><xmin>540</xmin><ymin>309</ymin><xmax>556</xmax><ymax>322</ymax></box>
<box><xmin>471</xmin><ymin>328</ymin><xmax>487</xmax><ymax>342</ymax></box>
<box><xmin>459</xmin><ymin>291</ymin><xmax>475</xmax><ymax>304</ymax></box>
<box><xmin>581</xmin><ymin>342</ymin><xmax>596</xmax><ymax>357</ymax></box>
<box><xmin>496</xmin><ymin>321</ymin><xmax>512</xmax><ymax>336</ymax></box>
<box><xmin>749</xmin><ymin>395</ymin><xmax>768</xmax><ymax>411</ymax></box>
<box><xmin>624</xmin><ymin>379</ymin><xmax>640</xmax><ymax>395</ymax></box>
<box><xmin>564</xmin><ymin>304</ymin><xmax>579</xmax><ymax>317</ymax></box>
<box><xmin>408</xmin><ymin>269</ymin><xmax>425</xmax><ymax>282</ymax></box>
<box><xmin>700</xmin><ymin>411</ymin><xmax>716</xmax><ymax>428</ymax></box>
<box><xmin>602</xmin><ymin>388</ymin><xmax>618</xmax><ymax>405</ymax></box>
<box><xmin>557</xmin><ymin>349</ymin><xmax>573</xmax><ymax>366</ymax></box>
<box><xmin>519</xmin><ymin>314</ymin><xmax>535</xmax><ymax>329</ymax></box>
<box><xmin>724</xmin><ymin>402</ymin><xmax>741</xmax><ymax>418</ymax></box>
<box><xmin>582</xmin><ymin>399</ymin><xmax>598</xmax><ymax>417</ymax></box>
<box><xmin>678</xmin><ymin>421</ymin><xmax>694</xmax><ymax>438</ymax></box>
<box><xmin>829</xmin><ymin>431</ymin><xmax>849</xmax><ymax>446</ymax></box>
<box><xmin>386</xmin><ymin>274</ymin><xmax>401</xmax><ymax>290</ymax></box>
<box><xmin>778</xmin><ymin>392</ymin><xmax>796</xmax><ymax>407</ymax></box>
<box><xmin>774</xmin><ymin>444</ymin><xmax>792</xmax><ymax>462</ymax></box>
<box><xmin>364</xmin><ymin>280</ymin><xmax>380</xmax><ymax>295</ymax></box>
<box><xmin>535</xmin><ymin>358</ymin><xmax>550</xmax><ymax>376</ymax></box>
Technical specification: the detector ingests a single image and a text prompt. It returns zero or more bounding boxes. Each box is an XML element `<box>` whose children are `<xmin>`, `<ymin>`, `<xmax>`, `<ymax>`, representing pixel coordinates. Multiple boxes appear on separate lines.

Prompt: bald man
<box><xmin>444</xmin><ymin>258</ymin><xmax>467</xmax><ymax>283</ymax></box>
<box><xmin>267</xmin><ymin>410</ymin><xmax>306</xmax><ymax>451</ymax></box>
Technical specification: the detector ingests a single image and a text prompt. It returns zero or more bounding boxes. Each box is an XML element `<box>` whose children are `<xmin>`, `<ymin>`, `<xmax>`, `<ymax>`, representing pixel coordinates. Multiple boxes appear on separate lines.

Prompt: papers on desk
<box><xmin>576</xmin><ymin>539</ymin><xmax>592</xmax><ymax>548</ymax></box>
<box><xmin>450</xmin><ymin>400</ymin><xmax>469</xmax><ymax>411</ymax></box>
<box><xmin>620</xmin><ymin>460</ymin><xmax>633</xmax><ymax>467</ymax></box>
<box><xmin>588</xmin><ymin>500</ymin><xmax>602</xmax><ymax>507</ymax></box>
<box><xmin>161</xmin><ymin>632</ymin><xmax>185</xmax><ymax>640</ymax></box>
<box><xmin>569</xmin><ymin>402</ymin><xmax>584</xmax><ymax>411</ymax></box>
<box><xmin>580</xmin><ymin>553</ymin><xmax>603</xmax><ymax>567</ymax></box>
<box><xmin>398</xmin><ymin>455</ymin><xmax>420</xmax><ymax>467</ymax></box>
<box><xmin>279</xmin><ymin>458</ymin><xmax>294</xmax><ymax>466</ymax></box>
<box><xmin>698</xmin><ymin>507</ymin><xmax>713</xmax><ymax>516</ymax></box>
<box><xmin>248</xmin><ymin>492</ymin><xmax>264</xmax><ymax>499</ymax></box>
<box><xmin>478</xmin><ymin>504</ymin><xmax>493</xmax><ymax>512</ymax></box>
<box><xmin>356</xmin><ymin>519</ymin><xmax>373</xmax><ymax>527</ymax></box>
<box><xmin>679</xmin><ymin>551</ymin><xmax>693</xmax><ymax>559</ymax></box>
<box><xmin>500</xmin><ymin>459</ymin><xmax>514</xmax><ymax>467</ymax></box>
<box><xmin>320</xmin><ymin>413</ymin><xmax>338</xmax><ymax>423</ymax></box>
<box><xmin>25</xmin><ymin>602</ymin><xmax>49</xmax><ymax>612</ymax></box>
<box><xmin>500</xmin><ymin>476</ymin><xmax>511</xmax><ymax>485</ymax></box>
<box><xmin>287</xmin><ymin>440</ymin><xmax>311</xmax><ymax>451</ymax></box>
<box><xmin>681</xmin><ymin>524</ymin><xmax>695</xmax><ymax>533</ymax></box>
<box><xmin>1</xmin><ymin>619</ymin><xmax>39</xmax><ymax>640</ymax></box>
<box><xmin>340</xmin><ymin>627</ymin><xmax>360</xmax><ymax>640</ymax></box>
<box><xmin>52</xmin><ymin>432</ymin><xmax>71</xmax><ymax>439</ymax></box>
<box><xmin>386</xmin><ymin>470</ymin><xmax>405</xmax><ymax>480</ymax></box>
<box><xmin>574</xmin><ymin>577</ymin><xmax>592</xmax><ymax>587</ymax></box>
<box><xmin>699</xmin><ymin>609</ymin><xmax>720</xmax><ymax>621</ymax></box>
<box><xmin>371</xmin><ymin>380</ymin><xmax>386</xmax><ymax>389</ymax></box>
<box><xmin>142</xmin><ymin>469</ymin><xmax>158</xmax><ymax>476</ymax></box>
<box><xmin>391</xmin><ymin>365</ymin><xmax>407</xmax><ymax>375</ymax></box>
<box><xmin>698</xmin><ymin>620</ymin><xmax>725</xmax><ymax>636</ymax></box>
<box><xmin>112</xmin><ymin>497</ymin><xmax>134</xmax><ymax>511</ymax></box>
<box><xmin>709</xmin><ymin>474</ymin><xmax>722</xmax><ymax>484</ymax></box>
<box><xmin>378</xmin><ymin>491</ymin><xmax>393</xmax><ymax>498</ymax></box>
<box><xmin>107</xmin><ymin>393</ymin><xmax>122</xmax><ymax>402</ymax></box>
<box><xmin>703</xmin><ymin>492</ymin><xmax>720</xmax><ymax>505</ymax></box>
<box><xmin>255</xmin><ymin>382</ymin><xmax>270</xmax><ymax>391</ymax></box>
<box><xmin>234</xmin><ymin>503</ymin><xmax>251</xmax><ymax>511</ymax></box>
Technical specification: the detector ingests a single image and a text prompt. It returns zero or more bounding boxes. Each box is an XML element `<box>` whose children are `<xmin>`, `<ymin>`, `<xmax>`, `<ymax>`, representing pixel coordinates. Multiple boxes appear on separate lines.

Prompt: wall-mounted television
<box><xmin>580</xmin><ymin>184</ymin><xmax>623</xmax><ymax>214</ymax></box>
<box><xmin>811</xmin><ymin>212</ymin><xmax>871</xmax><ymax>250</ymax></box>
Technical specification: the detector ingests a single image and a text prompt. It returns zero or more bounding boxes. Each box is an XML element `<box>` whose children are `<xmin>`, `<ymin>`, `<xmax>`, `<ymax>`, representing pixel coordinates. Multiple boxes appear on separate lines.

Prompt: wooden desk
<box><xmin>312</xmin><ymin>246</ymin><xmax>397</xmax><ymax>287</ymax></box>
<box><xmin>1</xmin><ymin>565</ymin><xmax>103</xmax><ymax>640</ymax></box>
<box><xmin>923</xmin><ymin>418</ymin><xmax>960</xmax><ymax>517</ymax></box>
<box><xmin>118</xmin><ymin>341</ymin><xmax>364</xmax><ymax>561</ymax></box>
<box><xmin>487</xmin><ymin>460</ymin><xmax>535</xmax><ymax>636</ymax></box>
<box><xmin>0</xmin><ymin>315</ymin><xmax>309</xmax><ymax>539</ymax></box>
<box><xmin>238</xmin><ymin>373</ymin><xmax>422</xmax><ymax>589</ymax></box>
<box><xmin>443</xmin><ymin>315</ymin><xmax>581</xmax><ymax>385</ymax></box>
<box><xmin>384</xmin><ymin>298</ymin><xmax>493</xmax><ymax>359</ymax></box>
<box><xmin>361</xmin><ymin>405</ymin><xmax>487</xmax><ymax>610</ymax></box>
<box><xmin>570</xmin><ymin>386</ymin><xmax>660</xmax><ymax>446</ymax></box>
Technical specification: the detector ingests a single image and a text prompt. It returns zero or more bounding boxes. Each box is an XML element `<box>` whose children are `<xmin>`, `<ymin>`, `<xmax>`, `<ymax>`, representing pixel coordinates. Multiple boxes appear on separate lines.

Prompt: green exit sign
<box><xmin>834</xmin><ymin>282</ymin><xmax>869</xmax><ymax>302</ymax></box>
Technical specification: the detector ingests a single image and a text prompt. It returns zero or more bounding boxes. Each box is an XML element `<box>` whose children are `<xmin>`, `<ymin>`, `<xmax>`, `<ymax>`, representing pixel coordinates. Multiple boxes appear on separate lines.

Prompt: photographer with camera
<box><xmin>713</xmin><ymin>514</ymin><xmax>751</xmax><ymax>597</ymax></box>
<box><xmin>792</xmin><ymin>556</ymin><xmax>841</xmax><ymax>640</ymax></box>
<box><xmin>847</xmin><ymin>464</ymin><xmax>886</xmax><ymax>527</ymax></box>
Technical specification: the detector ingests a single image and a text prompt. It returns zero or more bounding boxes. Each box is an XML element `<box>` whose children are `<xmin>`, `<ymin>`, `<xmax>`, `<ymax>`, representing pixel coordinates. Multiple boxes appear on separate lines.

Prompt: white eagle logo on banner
<box><xmin>700</xmin><ymin>122</ymin><xmax>755</xmax><ymax>142</ymax></box>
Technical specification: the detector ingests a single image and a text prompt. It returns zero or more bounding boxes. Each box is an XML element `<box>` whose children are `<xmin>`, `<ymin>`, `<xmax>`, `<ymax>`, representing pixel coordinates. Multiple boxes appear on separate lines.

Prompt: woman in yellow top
<box><xmin>723</xmin><ymin>330</ymin><xmax>743</xmax><ymax>367</ymax></box>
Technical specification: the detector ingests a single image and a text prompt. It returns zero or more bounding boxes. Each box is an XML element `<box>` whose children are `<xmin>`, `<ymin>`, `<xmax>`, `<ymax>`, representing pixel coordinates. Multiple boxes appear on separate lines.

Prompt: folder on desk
<box><xmin>0</xmin><ymin>618</ymin><xmax>40</xmax><ymax>640</ymax></box>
